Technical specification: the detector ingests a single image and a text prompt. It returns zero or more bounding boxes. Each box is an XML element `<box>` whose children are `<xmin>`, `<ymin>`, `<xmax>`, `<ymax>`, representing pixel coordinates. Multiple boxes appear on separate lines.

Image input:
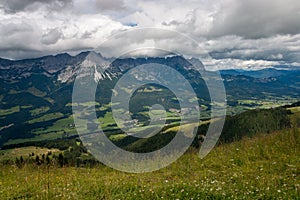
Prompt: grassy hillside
<box><xmin>0</xmin><ymin>121</ymin><xmax>299</xmax><ymax>199</ymax></box>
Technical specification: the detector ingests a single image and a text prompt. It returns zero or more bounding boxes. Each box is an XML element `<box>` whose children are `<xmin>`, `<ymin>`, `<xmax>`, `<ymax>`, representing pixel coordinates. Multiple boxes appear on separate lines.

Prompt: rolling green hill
<box><xmin>0</xmin><ymin>107</ymin><xmax>299</xmax><ymax>199</ymax></box>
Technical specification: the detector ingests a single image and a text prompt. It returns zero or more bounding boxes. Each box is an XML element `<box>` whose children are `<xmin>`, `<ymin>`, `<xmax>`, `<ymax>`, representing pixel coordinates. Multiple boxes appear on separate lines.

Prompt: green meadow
<box><xmin>0</xmin><ymin>124</ymin><xmax>299</xmax><ymax>199</ymax></box>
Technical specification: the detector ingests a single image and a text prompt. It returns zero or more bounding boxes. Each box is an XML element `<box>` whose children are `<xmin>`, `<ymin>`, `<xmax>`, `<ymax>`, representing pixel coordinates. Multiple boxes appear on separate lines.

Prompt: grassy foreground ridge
<box><xmin>0</xmin><ymin>125</ymin><xmax>299</xmax><ymax>199</ymax></box>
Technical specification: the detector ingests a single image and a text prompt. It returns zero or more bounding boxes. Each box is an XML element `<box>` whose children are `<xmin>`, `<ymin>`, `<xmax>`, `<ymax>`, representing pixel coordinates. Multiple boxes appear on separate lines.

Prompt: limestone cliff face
<box><xmin>57</xmin><ymin>51</ymin><xmax>116</xmax><ymax>83</ymax></box>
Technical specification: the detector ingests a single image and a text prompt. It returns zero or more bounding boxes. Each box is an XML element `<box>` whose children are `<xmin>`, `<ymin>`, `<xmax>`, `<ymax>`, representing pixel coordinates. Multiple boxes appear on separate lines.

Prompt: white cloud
<box><xmin>0</xmin><ymin>8</ymin><xmax>127</xmax><ymax>59</ymax></box>
<box><xmin>203</xmin><ymin>58</ymin><xmax>282</xmax><ymax>71</ymax></box>
<box><xmin>0</xmin><ymin>0</ymin><xmax>299</xmax><ymax>70</ymax></box>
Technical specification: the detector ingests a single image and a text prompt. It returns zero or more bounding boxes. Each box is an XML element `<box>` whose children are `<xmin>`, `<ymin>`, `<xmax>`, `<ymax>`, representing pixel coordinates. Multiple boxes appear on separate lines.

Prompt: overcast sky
<box><xmin>0</xmin><ymin>0</ymin><xmax>300</xmax><ymax>70</ymax></box>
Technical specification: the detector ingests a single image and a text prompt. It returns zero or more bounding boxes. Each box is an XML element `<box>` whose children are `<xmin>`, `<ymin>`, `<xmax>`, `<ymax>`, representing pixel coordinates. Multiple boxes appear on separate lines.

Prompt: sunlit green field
<box><xmin>0</xmin><ymin>146</ymin><xmax>60</xmax><ymax>161</ymax></box>
<box><xmin>1</xmin><ymin>127</ymin><xmax>299</xmax><ymax>199</ymax></box>
<box><xmin>0</xmin><ymin>106</ymin><xmax>20</xmax><ymax>116</ymax></box>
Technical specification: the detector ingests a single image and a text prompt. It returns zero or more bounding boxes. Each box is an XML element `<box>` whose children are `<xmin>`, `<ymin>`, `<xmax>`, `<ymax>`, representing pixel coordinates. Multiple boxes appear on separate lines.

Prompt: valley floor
<box><xmin>0</xmin><ymin>127</ymin><xmax>299</xmax><ymax>199</ymax></box>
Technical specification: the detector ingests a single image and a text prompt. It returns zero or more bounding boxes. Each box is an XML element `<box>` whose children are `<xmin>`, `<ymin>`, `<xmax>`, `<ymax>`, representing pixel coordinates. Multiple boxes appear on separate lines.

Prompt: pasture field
<box><xmin>0</xmin><ymin>106</ymin><xmax>20</xmax><ymax>116</ymax></box>
<box><xmin>27</xmin><ymin>113</ymin><xmax>64</xmax><ymax>124</ymax></box>
<box><xmin>0</xmin><ymin>146</ymin><xmax>60</xmax><ymax>161</ymax></box>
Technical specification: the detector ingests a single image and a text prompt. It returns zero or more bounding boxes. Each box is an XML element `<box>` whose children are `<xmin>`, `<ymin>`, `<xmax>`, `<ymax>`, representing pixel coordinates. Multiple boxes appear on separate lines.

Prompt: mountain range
<box><xmin>0</xmin><ymin>51</ymin><xmax>299</xmax><ymax>147</ymax></box>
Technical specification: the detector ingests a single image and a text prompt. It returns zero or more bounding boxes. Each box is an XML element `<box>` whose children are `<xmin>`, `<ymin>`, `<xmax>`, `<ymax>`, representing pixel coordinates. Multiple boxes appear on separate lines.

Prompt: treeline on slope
<box><xmin>191</xmin><ymin>107</ymin><xmax>291</xmax><ymax>147</ymax></box>
<box><xmin>117</xmin><ymin>107</ymin><xmax>292</xmax><ymax>151</ymax></box>
<box><xmin>105</xmin><ymin>107</ymin><xmax>292</xmax><ymax>153</ymax></box>
<box><xmin>282</xmin><ymin>101</ymin><xmax>300</xmax><ymax>108</ymax></box>
<box><xmin>219</xmin><ymin>107</ymin><xmax>291</xmax><ymax>143</ymax></box>
<box><xmin>1</xmin><ymin>137</ymin><xmax>78</xmax><ymax>151</ymax></box>
<box><xmin>1</xmin><ymin>139</ymin><xmax>101</xmax><ymax>168</ymax></box>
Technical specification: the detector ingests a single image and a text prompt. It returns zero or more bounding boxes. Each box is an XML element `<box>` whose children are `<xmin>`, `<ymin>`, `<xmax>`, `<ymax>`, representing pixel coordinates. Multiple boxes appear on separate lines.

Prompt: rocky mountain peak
<box><xmin>81</xmin><ymin>51</ymin><xmax>110</xmax><ymax>70</ymax></box>
<box><xmin>57</xmin><ymin>51</ymin><xmax>115</xmax><ymax>83</ymax></box>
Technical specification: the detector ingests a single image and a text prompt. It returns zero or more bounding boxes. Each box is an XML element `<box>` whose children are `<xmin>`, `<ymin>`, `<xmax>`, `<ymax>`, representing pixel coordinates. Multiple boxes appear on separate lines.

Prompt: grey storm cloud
<box><xmin>0</xmin><ymin>0</ymin><xmax>73</xmax><ymax>13</ymax></box>
<box><xmin>0</xmin><ymin>21</ymin><xmax>36</xmax><ymax>49</ymax></box>
<box><xmin>0</xmin><ymin>21</ymin><xmax>32</xmax><ymax>35</ymax></box>
<box><xmin>160</xmin><ymin>0</ymin><xmax>300</xmax><ymax>39</ymax></box>
<box><xmin>210</xmin><ymin>48</ymin><xmax>286</xmax><ymax>61</ymax></box>
<box><xmin>209</xmin><ymin>0</ymin><xmax>300</xmax><ymax>38</ymax></box>
<box><xmin>94</xmin><ymin>0</ymin><xmax>125</xmax><ymax>11</ymax></box>
<box><xmin>206</xmin><ymin>34</ymin><xmax>300</xmax><ymax>64</ymax></box>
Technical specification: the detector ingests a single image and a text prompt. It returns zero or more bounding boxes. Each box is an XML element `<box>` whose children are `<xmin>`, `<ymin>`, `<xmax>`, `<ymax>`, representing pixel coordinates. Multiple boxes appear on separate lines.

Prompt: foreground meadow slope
<box><xmin>0</xmin><ymin>117</ymin><xmax>299</xmax><ymax>199</ymax></box>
